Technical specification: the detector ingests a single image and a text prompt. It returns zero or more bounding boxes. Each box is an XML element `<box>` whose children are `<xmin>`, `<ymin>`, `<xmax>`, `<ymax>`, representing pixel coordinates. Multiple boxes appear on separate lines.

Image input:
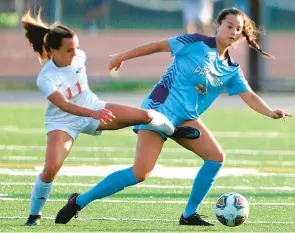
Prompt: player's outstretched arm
<box><xmin>239</xmin><ymin>90</ymin><xmax>292</xmax><ymax>121</ymax></box>
<box><xmin>109</xmin><ymin>40</ymin><xmax>170</xmax><ymax>71</ymax></box>
<box><xmin>47</xmin><ymin>91</ymin><xmax>115</xmax><ymax>124</ymax></box>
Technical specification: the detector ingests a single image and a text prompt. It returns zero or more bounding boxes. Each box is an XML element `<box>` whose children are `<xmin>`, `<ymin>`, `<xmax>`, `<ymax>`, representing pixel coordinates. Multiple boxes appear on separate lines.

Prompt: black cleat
<box><xmin>169</xmin><ymin>126</ymin><xmax>201</xmax><ymax>140</ymax></box>
<box><xmin>179</xmin><ymin>213</ymin><xmax>214</xmax><ymax>226</ymax></box>
<box><xmin>24</xmin><ymin>214</ymin><xmax>41</xmax><ymax>226</ymax></box>
<box><xmin>55</xmin><ymin>193</ymin><xmax>81</xmax><ymax>224</ymax></box>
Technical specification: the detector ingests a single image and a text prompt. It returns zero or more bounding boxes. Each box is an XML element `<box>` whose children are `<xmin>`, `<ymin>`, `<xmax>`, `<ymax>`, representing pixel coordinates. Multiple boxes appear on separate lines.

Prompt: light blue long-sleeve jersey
<box><xmin>146</xmin><ymin>33</ymin><xmax>250</xmax><ymax>119</ymax></box>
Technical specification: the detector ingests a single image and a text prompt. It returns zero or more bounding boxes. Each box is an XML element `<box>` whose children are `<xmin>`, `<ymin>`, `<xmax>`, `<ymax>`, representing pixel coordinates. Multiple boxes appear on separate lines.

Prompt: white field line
<box><xmin>0</xmin><ymin>166</ymin><xmax>259</xmax><ymax>178</ymax></box>
<box><xmin>0</xmin><ymin>216</ymin><xmax>295</xmax><ymax>226</ymax></box>
<box><xmin>0</xmin><ymin>125</ymin><xmax>290</xmax><ymax>138</ymax></box>
<box><xmin>1</xmin><ymin>166</ymin><xmax>295</xmax><ymax>178</ymax></box>
<box><xmin>1</xmin><ymin>182</ymin><xmax>295</xmax><ymax>191</ymax></box>
<box><xmin>1</xmin><ymin>145</ymin><xmax>295</xmax><ymax>156</ymax></box>
<box><xmin>2</xmin><ymin>155</ymin><xmax>295</xmax><ymax>166</ymax></box>
<box><xmin>0</xmin><ymin>197</ymin><xmax>295</xmax><ymax>207</ymax></box>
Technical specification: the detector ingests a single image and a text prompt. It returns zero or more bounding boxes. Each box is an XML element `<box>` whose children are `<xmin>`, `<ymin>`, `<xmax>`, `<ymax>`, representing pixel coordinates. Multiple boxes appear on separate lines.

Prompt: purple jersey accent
<box><xmin>176</xmin><ymin>33</ymin><xmax>216</xmax><ymax>48</ymax></box>
<box><xmin>149</xmin><ymin>85</ymin><xmax>169</xmax><ymax>104</ymax></box>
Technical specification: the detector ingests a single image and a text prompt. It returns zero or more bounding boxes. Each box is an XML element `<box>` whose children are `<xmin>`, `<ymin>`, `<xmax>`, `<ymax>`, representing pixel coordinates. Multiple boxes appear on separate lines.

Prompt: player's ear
<box><xmin>215</xmin><ymin>23</ymin><xmax>221</xmax><ymax>35</ymax></box>
<box><xmin>216</xmin><ymin>23</ymin><xmax>221</xmax><ymax>30</ymax></box>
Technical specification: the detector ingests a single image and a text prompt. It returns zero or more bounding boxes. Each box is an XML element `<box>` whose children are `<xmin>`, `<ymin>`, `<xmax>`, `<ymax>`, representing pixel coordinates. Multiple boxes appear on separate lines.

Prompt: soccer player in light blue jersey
<box><xmin>55</xmin><ymin>8</ymin><xmax>292</xmax><ymax>226</ymax></box>
<box><xmin>20</xmin><ymin>10</ymin><xmax>199</xmax><ymax>227</ymax></box>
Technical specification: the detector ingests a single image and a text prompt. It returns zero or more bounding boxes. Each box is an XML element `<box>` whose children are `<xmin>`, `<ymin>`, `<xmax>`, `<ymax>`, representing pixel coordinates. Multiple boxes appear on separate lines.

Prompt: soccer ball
<box><xmin>215</xmin><ymin>192</ymin><xmax>249</xmax><ymax>227</ymax></box>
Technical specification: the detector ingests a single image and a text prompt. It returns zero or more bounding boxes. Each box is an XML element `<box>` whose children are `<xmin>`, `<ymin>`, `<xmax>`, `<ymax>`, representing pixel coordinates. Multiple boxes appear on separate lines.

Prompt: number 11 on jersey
<box><xmin>66</xmin><ymin>82</ymin><xmax>82</xmax><ymax>99</ymax></box>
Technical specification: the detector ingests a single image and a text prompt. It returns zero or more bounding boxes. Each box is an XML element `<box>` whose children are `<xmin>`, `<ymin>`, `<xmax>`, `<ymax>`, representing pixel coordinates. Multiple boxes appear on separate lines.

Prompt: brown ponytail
<box><xmin>216</xmin><ymin>8</ymin><xmax>274</xmax><ymax>59</ymax></box>
<box><xmin>21</xmin><ymin>10</ymin><xmax>51</xmax><ymax>63</ymax></box>
<box><xmin>21</xmin><ymin>10</ymin><xmax>75</xmax><ymax>64</ymax></box>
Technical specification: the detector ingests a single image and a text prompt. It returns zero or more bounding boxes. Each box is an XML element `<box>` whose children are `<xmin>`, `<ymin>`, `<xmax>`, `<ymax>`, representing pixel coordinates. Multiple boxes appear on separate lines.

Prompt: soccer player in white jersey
<box><xmin>21</xmin><ymin>10</ymin><xmax>200</xmax><ymax>226</ymax></box>
<box><xmin>55</xmin><ymin>8</ymin><xmax>292</xmax><ymax>226</ymax></box>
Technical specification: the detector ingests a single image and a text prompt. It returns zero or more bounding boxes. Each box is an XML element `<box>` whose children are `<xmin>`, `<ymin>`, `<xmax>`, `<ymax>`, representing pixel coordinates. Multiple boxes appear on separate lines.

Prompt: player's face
<box><xmin>51</xmin><ymin>35</ymin><xmax>79</xmax><ymax>67</ymax></box>
<box><xmin>216</xmin><ymin>14</ymin><xmax>244</xmax><ymax>46</ymax></box>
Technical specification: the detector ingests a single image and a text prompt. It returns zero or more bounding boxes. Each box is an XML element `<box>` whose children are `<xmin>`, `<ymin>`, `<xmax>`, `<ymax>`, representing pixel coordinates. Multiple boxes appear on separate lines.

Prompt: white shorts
<box><xmin>46</xmin><ymin>100</ymin><xmax>107</xmax><ymax>141</ymax></box>
<box><xmin>180</xmin><ymin>0</ymin><xmax>214</xmax><ymax>24</ymax></box>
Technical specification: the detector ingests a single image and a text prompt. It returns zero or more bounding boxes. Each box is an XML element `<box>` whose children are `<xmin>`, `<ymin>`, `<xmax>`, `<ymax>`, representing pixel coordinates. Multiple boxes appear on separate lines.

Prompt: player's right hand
<box><xmin>91</xmin><ymin>109</ymin><xmax>116</xmax><ymax>124</ymax></box>
<box><xmin>109</xmin><ymin>54</ymin><xmax>123</xmax><ymax>71</ymax></box>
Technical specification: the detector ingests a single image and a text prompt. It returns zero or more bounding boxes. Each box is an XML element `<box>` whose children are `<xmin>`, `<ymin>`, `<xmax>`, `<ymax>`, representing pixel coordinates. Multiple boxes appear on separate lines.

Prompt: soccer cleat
<box><xmin>24</xmin><ymin>214</ymin><xmax>41</xmax><ymax>226</ymax></box>
<box><xmin>179</xmin><ymin>213</ymin><xmax>214</xmax><ymax>226</ymax></box>
<box><xmin>55</xmin><ymin>193</ymin><xmax>81</xmax><ymax>224</ymax></box>
<box><xmin>169</xmin><ymin>126</ymin><xmax>201</xmax><ymax>140</ymax></box>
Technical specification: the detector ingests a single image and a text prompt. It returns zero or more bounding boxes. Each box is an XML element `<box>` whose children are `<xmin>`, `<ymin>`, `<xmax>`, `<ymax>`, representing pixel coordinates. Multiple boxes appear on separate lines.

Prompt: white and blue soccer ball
<box><xmin>215</xmin><ymin>192</ymin><xmax>249</xmax><ymax>227</ymax></box>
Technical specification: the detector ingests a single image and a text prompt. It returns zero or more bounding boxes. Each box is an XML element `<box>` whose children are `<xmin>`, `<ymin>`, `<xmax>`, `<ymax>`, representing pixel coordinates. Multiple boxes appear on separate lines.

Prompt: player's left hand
<box><xmin>269</xmin><ymin>109</ymin><xmax>292</xmax><ymax>121</ymax></box>
<box><xmin>109</xmin><ymin>54</ymin><xmax>123</xmax><ymax>71</ymax></box>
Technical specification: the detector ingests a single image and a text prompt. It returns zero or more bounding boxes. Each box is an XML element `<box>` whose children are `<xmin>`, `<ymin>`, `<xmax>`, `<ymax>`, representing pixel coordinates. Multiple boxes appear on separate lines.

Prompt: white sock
<box><xmin>30</xmin><ymin>176</ymin><xmax>53</xmax><ymax>215</ymax></box>
<box><xmin>147</xmin><ymin>110</ymin><xmax>175</xmax><ymax>136</ymax></box>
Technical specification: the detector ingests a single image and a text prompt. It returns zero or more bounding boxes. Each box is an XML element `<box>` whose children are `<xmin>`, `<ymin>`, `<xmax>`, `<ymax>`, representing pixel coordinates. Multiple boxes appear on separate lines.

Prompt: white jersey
<box><xmin>37</xmin><ymin>49</ymin><xmax>101</xmax><ymax>125</ymax></box>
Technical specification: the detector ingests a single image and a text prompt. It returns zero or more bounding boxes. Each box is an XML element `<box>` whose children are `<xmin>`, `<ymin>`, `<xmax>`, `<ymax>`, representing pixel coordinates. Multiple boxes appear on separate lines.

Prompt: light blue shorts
<box><xmin>133</xmin><ymin>98</ymin><xmax>186</xmax><ymax>140</ymax></box>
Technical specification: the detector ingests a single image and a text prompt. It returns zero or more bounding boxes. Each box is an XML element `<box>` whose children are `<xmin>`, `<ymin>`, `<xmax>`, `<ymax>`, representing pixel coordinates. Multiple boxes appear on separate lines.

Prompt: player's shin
<box><xmin>183</xmin><ymin>160</ymin><xmax>223</xmax><ymax>218</ymax></box>
<box><xmin>30</xmin><ymin>176</ymin><xmax>53</xmax><ymax>215</ymax></box>
<box><xmin>76</xmin><ymin>167</ymin><xmax>138</xmax><ymax>209</ymax></box>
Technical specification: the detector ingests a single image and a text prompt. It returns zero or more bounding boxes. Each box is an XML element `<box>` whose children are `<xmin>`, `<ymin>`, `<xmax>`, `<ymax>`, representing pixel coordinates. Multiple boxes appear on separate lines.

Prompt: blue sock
<box><xmin>76</xmin><ymin>167</ymin><xmax>138</xmax><ymax>209</ymax></box>
<box><xmin>30</xmin><ymin>176</ymin><xmax>53</xmax><ymax>215</ymax></box>
<box><xmin>183</xmin><ymin>160</ymin><xmax>223</xmax><ymax>218</ymax></box>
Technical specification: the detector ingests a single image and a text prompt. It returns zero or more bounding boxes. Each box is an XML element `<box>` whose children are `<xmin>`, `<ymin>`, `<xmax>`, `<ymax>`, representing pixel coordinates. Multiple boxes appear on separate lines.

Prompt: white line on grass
<box><xmin>0</xmin><ymin>125</ymin><xmax>289</xmax><ymax>138</ymax></box>
<box><xmin>1</xmin><ymin>182</ymin><xmax>295</xmax><ymax>191</ymax></box>
<box><xmin>0</xmin><ymin>216</ymin><xmax>295</xmax><ymax>225</ymax></box>
<box><xmin>2</xmin><ymin>166</ymin><xmax>295</xmax><ymax>178</ymax></box>
<box><xmin>0</xmin><ymin>166</ymin><xmax>258</xmax><ymax>178</ymax></box>
<box><xmin>2</xmin><ymin>155</ymin><xmax>295</xmax><ymax>166</ymax></box>
<box><xmin>1</xmin><ymin>145</ymin><xmax>295</xmax><ymax>156</ymax></box>
<box><xmin>0</xmin><ymin>197</ymin><xmax>294</xmax><ymax>206</ymax></box>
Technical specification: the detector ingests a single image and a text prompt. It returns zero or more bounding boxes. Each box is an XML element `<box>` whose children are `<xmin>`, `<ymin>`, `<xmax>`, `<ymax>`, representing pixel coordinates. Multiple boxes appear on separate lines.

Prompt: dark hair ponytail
<box><xmin>21</xmin><ymin>10</ymin><xmax>76</xmax><ymax>64</ymax></box>
<box><xmin>21</xmin><ymin>10</ymin><xmax>50</xmax><ymax>62</ymax></box>
<box><xmin>216</xmin><ymin>8</ymin><xmax>274</xmax><ymax>59</ymax></box>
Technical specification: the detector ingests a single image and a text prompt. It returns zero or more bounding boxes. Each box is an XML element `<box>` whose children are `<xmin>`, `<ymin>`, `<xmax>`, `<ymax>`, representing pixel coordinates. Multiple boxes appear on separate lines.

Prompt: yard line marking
<box><xmin>0</xmin><ymin>125</ymin><xmax>290</xmax><ymax>138</ymax></box>
<box><xmin>2</xmin><ymin>155</ymin><xmax>295</xmax><ymax>166</ymax></box>
<box><xmin>0</xmin><ymin>166</ymin><xmax>258</xmax><ymax>178</ymax></box>
<box><xmin>0</xmin><ymin>216</ymin><xmax>295</xmax><ymax>225</ymax></box>
<box><xmin>1</xmin><ymin>182</ymin><xmax>295</xmax><ymax>191</ymax></box>
<box><xmin>1</xmin><ymin>166</ymin><xmax>295</xmax><ymax>178</ymax></box>
<box><xmin>0</xmin><ymin>197</ymin><xmax>294</xmax><ymax>207</ymax></box>
<box><xmin>1</xmin><ymin>145</ymin><xmax>295</xmax><ymax>156</ymax></box>
<box><xmin>1</xmin><ymin>216</ymin><xmax>295</xmax><ymax>225</ymax></box>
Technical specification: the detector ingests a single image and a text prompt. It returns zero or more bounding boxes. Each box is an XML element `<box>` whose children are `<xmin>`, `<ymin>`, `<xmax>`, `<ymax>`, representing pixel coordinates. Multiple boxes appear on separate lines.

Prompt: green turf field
<box><xmin>0</xmin><ymin>106</ymin><xmax>294</xmax><ymax>232</ymax></box>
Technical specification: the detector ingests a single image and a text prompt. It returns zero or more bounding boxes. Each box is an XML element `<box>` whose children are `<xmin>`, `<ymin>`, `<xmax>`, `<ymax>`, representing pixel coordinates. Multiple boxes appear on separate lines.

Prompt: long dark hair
<box><xmin>21</xmin><ymin>10</ymin><xmax>75</xmax><ymax>63</ymax></box>
<box><xmin>216</xmin><ymin>8</ymin><xmax>274</xmax><ymax>59</ymax></box>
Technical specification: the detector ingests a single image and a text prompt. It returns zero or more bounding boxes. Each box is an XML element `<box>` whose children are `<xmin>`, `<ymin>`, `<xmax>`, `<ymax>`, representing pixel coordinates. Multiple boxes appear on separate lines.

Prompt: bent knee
<box><xmin>213</xmin><ymin>151</ymin><xmax>226</xmax><ymax>163</ymax></box>
<box><xmin>200</xmin><ymin>150</ymin><xmax>225</xmax><ymax>163</ymax></box>
<box><xmin>133</xmin><ymin>170</ymin><xmax>152</xmax><ymax>183</ymax></box>
<box><xmin>41</xmin><ymin>164</ymin><xmax>61</xmax><ymax>182</ymax></box>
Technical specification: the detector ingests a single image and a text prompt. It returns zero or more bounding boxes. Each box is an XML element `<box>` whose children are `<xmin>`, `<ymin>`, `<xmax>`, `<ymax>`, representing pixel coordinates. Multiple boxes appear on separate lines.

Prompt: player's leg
<box><xmin>173</xmin><ymin>119</ymin><xmax>224</xmax><ymax>226</ymax></box>
<box><xmin>95</xmin><ymin>103</ymin><xmax>174</xmax><ymax>136</ymax></box>
<box><xmin>98</xmin><ymin>103</ymin><xmax>174</xmax><ymax>135</ymax></box>
<box><xmin>55</xmin><ymin>130</ymin><xmax>165</xmax><ymax>224</ymax></box>
<box><xmin>99</xmin><ymin>103</ymin><xmax>200</xmax><ymax>139</ymax></box>
<box><xmin>25</xmin><ymin>130</ymin><xmax>74</xmax><ymax>226</ymax></box>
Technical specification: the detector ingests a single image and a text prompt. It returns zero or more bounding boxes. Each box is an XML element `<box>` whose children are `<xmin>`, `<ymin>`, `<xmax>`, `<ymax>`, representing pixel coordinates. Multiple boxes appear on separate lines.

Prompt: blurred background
<box><xmin>0</xmin><ymin>0</ymin><xmax>295</xmax><ymax>92</ymax></box>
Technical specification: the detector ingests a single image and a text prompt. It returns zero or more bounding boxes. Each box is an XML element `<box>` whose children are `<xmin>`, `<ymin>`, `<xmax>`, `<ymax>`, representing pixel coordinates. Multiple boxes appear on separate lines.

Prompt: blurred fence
<box><xmin>0</xmin><ymin>0</ymin><xmax>295</xmax><ymax>91</ymax></box>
